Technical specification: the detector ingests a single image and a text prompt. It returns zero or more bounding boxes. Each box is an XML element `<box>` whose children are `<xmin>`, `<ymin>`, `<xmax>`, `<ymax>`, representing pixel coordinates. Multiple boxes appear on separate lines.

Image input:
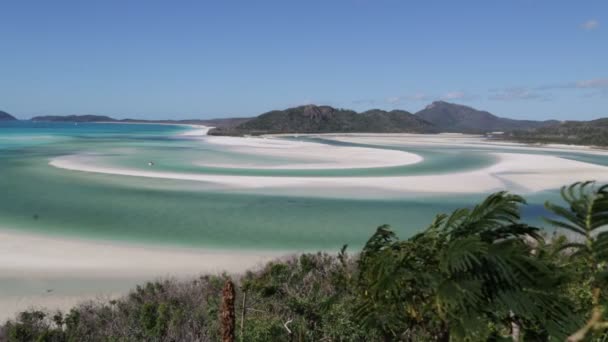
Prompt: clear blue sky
<box><xmin>0</xmin><ymin>0</ymin><xmax>606</xmax><ymax>120</ymax></box>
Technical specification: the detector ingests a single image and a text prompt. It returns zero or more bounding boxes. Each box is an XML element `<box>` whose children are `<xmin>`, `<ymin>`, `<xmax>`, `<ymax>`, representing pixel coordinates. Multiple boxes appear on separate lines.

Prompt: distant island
<box><xmin>0</xmin><ymin>110</ymin><xmax>17</xmax><ymax>121</ymax></box>
<box><xmin>208</xmin><ymin>101</ymin><xmax>559</xmax><ymax>136</ymax></box>
<box><xmin>31</xmin><ymin>115</ymin><xmax>115</xmax><ymax>123</ymax></box>
<box><xmin>16</xmin><ymin>102</ymin><xmax>608</xmax><ymax>146</ymax></box>
<box><xmin>26</xmin><ymin>101</ymin><xmax>557</xmax><ymax>135</ymax></box>
<box><xmin>209</xmin><ymin>105</ymin><xmax>436</xmax><ymax>135</ymax></box>
<box><xmin>30</xmin><ymin>115</ymin><xmax>250</xmax><ymax>129</ymax></box>
<box><xmin>504</xmin><ymin>118</ymin><xmax>608</xmax><ymax>147</ymax></box>
<box><xmin>414</xmin><ymin>101</ymin><xmax>558</xmax><ymax>133</ymax></box>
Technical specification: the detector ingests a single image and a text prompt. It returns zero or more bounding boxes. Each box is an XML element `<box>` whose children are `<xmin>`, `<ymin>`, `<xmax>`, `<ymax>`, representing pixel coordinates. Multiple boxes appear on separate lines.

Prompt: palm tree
<box><xmin>545</xmin><ymin>181</ymin><xmax>608</xmax><ymax>341</ymax></box>
<box><xmin>356</xmin><ymin>191</ymin><xmax>576</xmax><ymax>340</ymax></box>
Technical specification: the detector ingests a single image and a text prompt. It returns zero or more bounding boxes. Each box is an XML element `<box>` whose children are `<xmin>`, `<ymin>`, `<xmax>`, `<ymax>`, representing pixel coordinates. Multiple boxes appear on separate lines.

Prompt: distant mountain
<box><xmin>28</xmin><ymin>115</ymin><xmax>251</xmax><ymax>128</ymax></box>
<box><xmin>31</xmin><ymin>115</ymin><xmax>116</xmax><ymax>122</ymax></box>
<box><xmin>0</xmin><ymin>110</ymin><xmax>17</xmax><ymax>121</ymax></box>
<box><xmin>415</xmin><ymin>101</ymin><xmax>557</xmax><ymax>133</ymax></box>
<box><xmin>28</xmin><ymin>103</ymin><xmax>598</xmax><ymax>142</ymax></box>
<box><xmin>209</xmin><ymin>105</ymin><xmax>436</xmax><ymax>135</ymax></box>
<box><xmin>506</xmin><ymin>118</ymin><xmax>608</xmax><ymax>146</ymax></box>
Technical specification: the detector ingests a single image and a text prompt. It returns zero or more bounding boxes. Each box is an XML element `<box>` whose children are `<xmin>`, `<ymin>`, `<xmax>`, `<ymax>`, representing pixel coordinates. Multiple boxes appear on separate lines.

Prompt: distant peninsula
<box><xmin>21</xmin><ymin>102</ymin><xmax>608</xmax><ymax>146</ymax></box>
<box><xmin>31</xmin><ymin>115</ymin><xmax>115</xmax><ymax>123</ymax></box>
<box><xmin>23</xmin><ymin>102</ymin><xmax>563</xmax><ymax>135</ymax></box>
<box><xmin>503</xmin><ymin>118</ymin><xmax>608</xmax><ymax>147</ymax></box>
<box><xmin>414</xmin><ymin>101</ymin><xmax>558</xmax><ymax>133</ymax></box>
<box><xmin>209</xmin><ymin>105</ymin><xmax>436</xmax><ymax>135</ymax></box>
<box><xmin>0</xmin><ymin>110</ymin><xmax>17</xmax><ymax>121</ymax></box>
<box><xmin>208</xmin><ymin>102</ymin><xmax>558</xmax><ymax>136</ymax></box>
<box><xmin>29</xmin><ymin>115</ymin><xmax>250</xmax><ymax>129</ymax></box>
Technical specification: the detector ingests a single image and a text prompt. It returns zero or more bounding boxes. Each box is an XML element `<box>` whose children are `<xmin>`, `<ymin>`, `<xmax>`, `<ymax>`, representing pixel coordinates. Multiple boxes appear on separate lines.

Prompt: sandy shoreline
<box><xmin>196</xmin><ymin>136</ymin><xmax>423</xmax><ymax>169</ymax></box>
<box><xmin>9</xmin><ymin>131</ymin><xmax>608</xmax><ymax>321</ymax></box>
<box><xmin>50</xmin><ymin>150</ymin><xmax>608</xmax><ymax>197</ymax></box>
<box><xmin>0</xmin><ymin>229</ymin><xmax>284</xmax><ymax>321</ymax></box>
<box><xmin>0</xmin><ymin>229</ymin><xmax>284</xmax><ymax>277</ymax></box>
<box><xmin>317</xmin><ymin>133</ymin><xmax>608</xmax><ymax>156</ymax></box>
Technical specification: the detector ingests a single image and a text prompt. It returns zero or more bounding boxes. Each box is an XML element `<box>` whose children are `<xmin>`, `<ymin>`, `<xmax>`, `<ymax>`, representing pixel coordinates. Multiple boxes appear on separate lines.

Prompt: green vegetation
<box><xmin>505</xmin><ymin>119</ymin><xmax>608</xmax><ymax>147</ymax></box>
<box><xmin>22</xmin><ymin>103</ymin><xmax>608</xmax><ymax>140</ymax></box>
<box><xmin>30</xmin><ymin>115</ymin><xmax>117</xmax><ymax>123</ymax></box>
<box><xmin>415</xmin><ymin>101</ymin><xmax>557</xmax><ymax>133</ymax></box>
<box><xmin>209</xmin><ymin>102</ymin><xmax>565</xmax><ymax>136</ymax></box>
<box><xmin>209</xmin><ymin>105</ymin><xmax>436</xmax><ymax>135</ymax></box>
<box><xmin>2</xmin><ymin>181</ymin><xmax>608</xmax><ymax>341</ymax></box>
<box><xmin>28</xmin><ymin>115</ymin><xmax>251</xmax><ymax>128</ymax></box>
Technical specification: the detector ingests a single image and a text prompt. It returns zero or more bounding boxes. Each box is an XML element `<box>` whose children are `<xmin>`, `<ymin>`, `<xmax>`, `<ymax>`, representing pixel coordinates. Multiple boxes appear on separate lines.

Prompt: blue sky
<box><xmin>0</xmin><ymin>1</ymin><xmax>606</xmax><ymax>120</ymax></box>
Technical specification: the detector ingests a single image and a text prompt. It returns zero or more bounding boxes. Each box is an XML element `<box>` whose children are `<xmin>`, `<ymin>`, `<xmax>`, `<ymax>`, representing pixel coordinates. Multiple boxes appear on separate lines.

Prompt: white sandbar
<box><xmin>194</xmin><ymin>136</ymin><xmax>423</xmax><ymax>169</ymax></box>
<box><xmin>50</xmin><ymin>150</ymin><xmax>608</xmax><ymax>197</ymax></box>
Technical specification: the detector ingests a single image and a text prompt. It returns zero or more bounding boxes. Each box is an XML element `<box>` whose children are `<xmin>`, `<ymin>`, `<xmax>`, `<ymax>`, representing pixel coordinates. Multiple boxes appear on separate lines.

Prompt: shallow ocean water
<box><xmin>0</xmin><ymin>121</ymin><xmax>603</xmax><ymax>251</ymax></box>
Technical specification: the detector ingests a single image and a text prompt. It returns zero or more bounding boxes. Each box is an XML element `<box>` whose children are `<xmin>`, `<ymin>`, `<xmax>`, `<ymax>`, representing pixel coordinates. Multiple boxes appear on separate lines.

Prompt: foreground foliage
<box><xmin>2</xmin><ymin>181</ymin><xmax>608</xmax><ymax>341</ymax></box>
<box><xmin>356</xmin><ymin>193</ymin><xmax>579</xmax><ymax>340</ymax></box>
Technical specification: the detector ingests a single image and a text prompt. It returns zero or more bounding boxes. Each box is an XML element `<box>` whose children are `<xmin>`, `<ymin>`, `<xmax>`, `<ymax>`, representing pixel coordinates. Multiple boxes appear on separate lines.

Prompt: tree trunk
<box><xmin>510</xmin><ymin>311</ymin><xmax>521</xmax><ymax>342</ymax></box>
<box><xmin>240</xmin><ymin>290</ymin><xmax>247</xmax><ymax>341</ymax></box>
<box><xmin>221</xmin><ymin>279</ymin><xmax>236</xmax><ymax>342</ymax></box>
<box><xmin>437</xmin><ymin>321</ymin><xmax>450</xmax><ymax>342</ymax></box>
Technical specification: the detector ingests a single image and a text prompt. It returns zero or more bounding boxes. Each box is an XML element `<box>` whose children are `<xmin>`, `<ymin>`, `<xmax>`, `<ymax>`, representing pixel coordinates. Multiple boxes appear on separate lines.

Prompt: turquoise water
<box><xmin>0</xmin><ymin>122</ymin><xmax>604</xmax><ymax>251</ymax></box>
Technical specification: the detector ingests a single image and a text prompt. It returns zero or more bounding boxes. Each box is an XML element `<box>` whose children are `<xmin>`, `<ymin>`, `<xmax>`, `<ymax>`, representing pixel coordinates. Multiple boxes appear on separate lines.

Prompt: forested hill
<box><xmin>31</xmin><ymin>115</ymin><xmax>116</xmax><ymax>122</ymax></box>
<box><xmin>0</xmin><ymin>110</ymin><xmax>17</xmax><ymax>121</ymax></box>
<box><xmin>22</xmin><ymin>105</ymin><xmax>606</xmax><ymax>145</ymax></box>
<box><xmin>415</xmin><ymin>101</ymin><xmax>557</xmax><ymax>133</ymax></box>
<box><xmin>505</xmin><ymin>118</ymin><xmax>608</xmax><ymax>146</ymax></box>
<box><xmin>209</xmin><ymin>105</ymin><xmax>437</xmax><ymax>135</ymax></box>
<box><xmin>28</xmin><ymin>115</ymin><xmax>251</xmax><ymax>128</ymax></box>
<box><xmin>208</xmin><ymin>102</ymin><xmax>563</xmax><ymax>136</ymax></box>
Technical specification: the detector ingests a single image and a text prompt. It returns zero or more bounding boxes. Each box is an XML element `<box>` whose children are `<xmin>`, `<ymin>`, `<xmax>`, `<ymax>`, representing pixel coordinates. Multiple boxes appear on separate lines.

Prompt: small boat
<box><xmin>148</xmin><ymin>161</ymin><xmax>155</xmax><ymax>166</ymax></box>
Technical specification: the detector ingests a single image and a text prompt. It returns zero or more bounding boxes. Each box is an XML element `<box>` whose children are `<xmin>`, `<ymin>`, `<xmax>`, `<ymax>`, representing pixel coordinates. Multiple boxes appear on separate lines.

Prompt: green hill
<box><xmin>28</xmin><ymin>115</ymin><xmax>251</xmax><ymax>128</ymax></box>
<box><xmin>209</xmin><ymin>105</ymin><xmax>436</xmax><ymax>135</ymax></box>
<box><xmin>506</xmin><ymin>118</ymin><xmax>608</xmax><ymax>146</ymax></box>
<box><xmin>210</xmin><ymin>102</ymin><xmax>562</xmax><ymax>136</ymax></box>
<box><xmin>31</xmin><ymin>115</ymin><xmax>116</xmax><ymax>122</ymax></box>
<box><xmin>415</xmin><ymin>101</ymin><xmax>557</xmax><ymax>133</ymax></box>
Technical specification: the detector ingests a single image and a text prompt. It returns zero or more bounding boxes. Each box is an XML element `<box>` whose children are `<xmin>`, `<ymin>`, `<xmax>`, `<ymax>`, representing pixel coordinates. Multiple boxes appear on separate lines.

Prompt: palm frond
<box><xmin>440</xmin><ymin>235</ymin><xmax>487</xmax><ymax>274</ymax></box>
<box><xmin>546</xmin><ymin>182</ymin><xmax>608</xmax><ymax>245</ymax></box>
<box><xmin>442</xmin><ymin>192</ymin><xmax>527</xmax><ymax>241</ymax></box>
<box><xmin>593</xmin><ymin>231</ymin><xmax>608</xmax><ymax>261</ymax></box>
<box><xmin>543</xmin><ymin>216</ymin><xmax>586</xmax><ymax>236</ymax></box>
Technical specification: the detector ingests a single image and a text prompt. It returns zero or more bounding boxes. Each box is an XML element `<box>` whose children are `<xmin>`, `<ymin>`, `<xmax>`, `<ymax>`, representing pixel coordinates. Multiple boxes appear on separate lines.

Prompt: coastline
<box><xmin>8</xmin><ymin>130</ymin><xmax>608</xmax><ymax>322</ymax></box>
<box><xmin>49</xmin><ymin>137</ymin><xmax>608</xmax><ymax>197</ymax></box>
<box><xmin>94</xmin><ymin>120</ymin><xmax>208</xmax><ymax>127</ymax></box>
<box><xmin>315</xmin><ymin>133</ymin><xmax>608</xmax><ymax>155</ymax></box>
<box><xmin>0</xmin><ymin>228</ymin><xmax>285</xmax><ymax>321</ymax></box>
<box><xmin>196</xmin><ymin>136</ymin><xmax>423</xmax><ymax>169</ymax></box>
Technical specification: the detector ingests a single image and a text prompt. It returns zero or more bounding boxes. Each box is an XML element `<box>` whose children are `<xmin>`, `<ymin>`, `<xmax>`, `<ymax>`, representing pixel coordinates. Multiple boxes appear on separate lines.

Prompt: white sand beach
<box><xmin>12</xmin><ymin>132</ymin><xmax>607</xmax><ymax>321</ymax></box>
<box><xmin>0</xmin><ymin>229</ymin><xmax>283</xmax><ymax>321</ymax></box>
<box><xmin>321</xmin><ymin>133</ymin><xmax>608</xmax><ymax>156</ymax></box>
<box><xmin>50</xmin><ymin>152</ymin><xmax>608</xmax><ymax>196</ymax></box>
<box><xmin>178</xmin><ymin>125</ymin><xmax>213</xmax><ymax>136</ymax></box>
<box><xmin>195</xmin><ymin>136</ymin><xmax>423</xmax><ymax>169</ymax></box>
<box><xmin>49</xmin><ymin>134</ymin><xmax>608</xmax><ymax>197</ymax></box>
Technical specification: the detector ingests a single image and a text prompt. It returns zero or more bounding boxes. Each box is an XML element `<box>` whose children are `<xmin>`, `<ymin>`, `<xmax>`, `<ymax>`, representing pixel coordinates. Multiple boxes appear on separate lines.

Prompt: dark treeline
<box><xmin>504</xmin><ymin>119</ymin><xmax>608</xmax><ymax>147</ymax></box>
<box><xmin>2</xmin><ymin>181</ymin><xmax>608</xmax><ymax>341</ymax></box>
